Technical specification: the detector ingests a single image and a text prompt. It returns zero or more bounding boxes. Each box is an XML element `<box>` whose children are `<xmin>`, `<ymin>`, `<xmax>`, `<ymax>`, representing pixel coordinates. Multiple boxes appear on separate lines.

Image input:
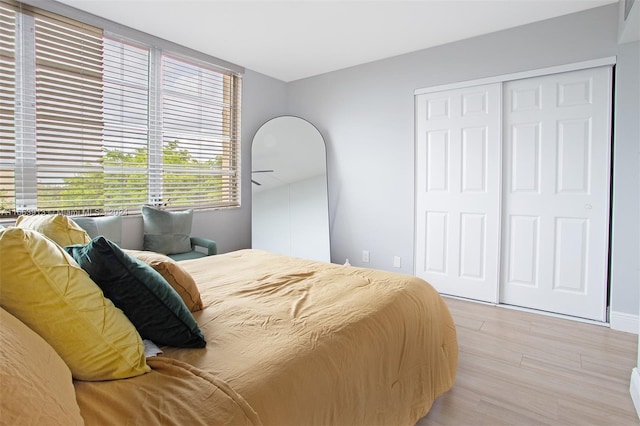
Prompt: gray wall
<box><xmin>611</xmin><ymin>40</ymin><xmax>640</xmax><ymax>317</ymax></box>
<box><xmin>285</xmin><ymin>4</ymin><xmax>640</xmax><ymax>318</ymax></box>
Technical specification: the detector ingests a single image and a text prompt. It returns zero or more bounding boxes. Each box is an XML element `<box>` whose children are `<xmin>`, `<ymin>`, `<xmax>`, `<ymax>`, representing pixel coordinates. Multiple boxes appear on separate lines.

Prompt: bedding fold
<box><xmin>74</xmin><ymin>357</ymin><xmax>261</xmax><ymax>426</ymax></box>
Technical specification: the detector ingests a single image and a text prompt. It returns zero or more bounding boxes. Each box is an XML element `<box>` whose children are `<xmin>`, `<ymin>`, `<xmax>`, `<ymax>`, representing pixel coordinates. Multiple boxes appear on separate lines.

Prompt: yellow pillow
<box><xmin>0</xmin><ymin>227</ymin><xmax>150</xmax><ymax>381</ymax></box>
<box><xmin>15</xmin><ymin>214</ymin><xmax>90</xmax><ymax>246</ymax></box>
<box><xmin>125</xmin><ymin>249</ymin><xmax>204</xmax><ymax>312</ymax></box>
<box><xmin>0</xmin><ymin>307</ymin><xmax>84</xmax><ymax>425</ymax></box>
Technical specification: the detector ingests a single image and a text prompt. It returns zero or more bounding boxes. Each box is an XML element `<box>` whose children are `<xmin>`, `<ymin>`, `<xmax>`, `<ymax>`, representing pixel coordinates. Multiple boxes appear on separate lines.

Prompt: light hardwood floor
<box><xmin>417</xmin><ymin>297</ymin><xmax>639</xmax><ymax>426</ymax></box>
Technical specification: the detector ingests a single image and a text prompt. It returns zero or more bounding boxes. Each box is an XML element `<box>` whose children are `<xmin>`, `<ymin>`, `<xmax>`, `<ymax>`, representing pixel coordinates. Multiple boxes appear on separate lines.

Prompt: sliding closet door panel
<box><xmin>501</xmin><ymin>66</ymin><xmax>612</xmax><ymax>321</ymax></box>
<box><xmin>415</xmin><ymin>83</ymin><xmax>501</xmax><ymax>303</ymax></box>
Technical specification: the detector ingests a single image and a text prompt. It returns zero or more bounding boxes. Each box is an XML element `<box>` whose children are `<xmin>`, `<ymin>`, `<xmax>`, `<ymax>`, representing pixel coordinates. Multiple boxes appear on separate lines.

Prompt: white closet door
<box><xmin>415</xmin><ymin>83</ymin><xmax>501</xmax><ymax>302</ymax></box>
<box><xmin>501</xmin><ymin>66</ymin><xmax>612</xmax><ymax>321</ymax></box>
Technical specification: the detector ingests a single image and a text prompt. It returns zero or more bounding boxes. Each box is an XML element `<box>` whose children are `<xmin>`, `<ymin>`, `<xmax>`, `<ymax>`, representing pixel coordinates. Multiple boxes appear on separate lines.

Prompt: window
<box><xmin>0</xmin><ymin>0</ymin><xmax>241</xmax><ymax>217</ymax></box>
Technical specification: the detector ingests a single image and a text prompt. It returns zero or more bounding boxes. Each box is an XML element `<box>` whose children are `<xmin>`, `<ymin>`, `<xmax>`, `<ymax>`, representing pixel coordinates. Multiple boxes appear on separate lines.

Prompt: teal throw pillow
<box><xmin>65</xmin><ymin>237</ymin><xmax>206</xmax><ymax>348</ymax></box>
<box><xmin>142</xmin><ymin>205</ymin><xmax>193</xmax><ymax>255</ymax></box>
<box><xmin>72</xmin><ymin>215</ymin><xmax>123</xmax><ymax>247</ymax></box>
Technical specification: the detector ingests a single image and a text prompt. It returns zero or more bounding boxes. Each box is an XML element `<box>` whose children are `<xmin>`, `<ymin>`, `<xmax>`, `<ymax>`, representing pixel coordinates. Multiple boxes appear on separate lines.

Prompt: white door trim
<box><xmin>414</xmin><ymin>57</ymin><xmax>616</xmax><ymax>95</ymax></box>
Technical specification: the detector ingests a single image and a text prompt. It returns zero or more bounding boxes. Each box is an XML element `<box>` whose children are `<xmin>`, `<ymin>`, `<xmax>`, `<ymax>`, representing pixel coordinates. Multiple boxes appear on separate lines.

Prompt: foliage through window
<box><xmin>0</xmin><ymin>0</ymin><xmax>241</xmax><ymax>217</ymax></box>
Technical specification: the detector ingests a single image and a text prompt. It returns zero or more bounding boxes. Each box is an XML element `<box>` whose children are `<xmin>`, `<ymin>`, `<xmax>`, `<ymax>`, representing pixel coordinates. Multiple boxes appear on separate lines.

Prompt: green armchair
<box><xmin>141</xmin><ymin>205</ymin><xmax>216</xmax><ymax>261</ymax></box>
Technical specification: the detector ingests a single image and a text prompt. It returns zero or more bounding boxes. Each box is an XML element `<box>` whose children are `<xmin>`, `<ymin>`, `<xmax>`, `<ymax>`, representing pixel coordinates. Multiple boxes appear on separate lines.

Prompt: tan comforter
<box><xmin>76</xmin><ymin>249</ymin><xmax>457</xmax><ymax>425</ymax></box>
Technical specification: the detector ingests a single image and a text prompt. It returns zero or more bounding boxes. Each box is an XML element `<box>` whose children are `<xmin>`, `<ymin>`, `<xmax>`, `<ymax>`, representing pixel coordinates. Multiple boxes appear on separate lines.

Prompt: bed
<box><xmin>73</xmin><ymin>249</ymin><xmax>458</xmax><ymax>425</ymax></box>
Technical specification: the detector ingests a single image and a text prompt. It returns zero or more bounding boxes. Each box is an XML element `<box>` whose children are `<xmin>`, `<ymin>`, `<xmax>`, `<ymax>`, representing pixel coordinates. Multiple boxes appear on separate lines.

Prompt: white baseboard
<box><xmin>610</xmin><ymin>310</ymin><xmax>639</xmax><ymax>334</ymax></box>
<box><xmin>631</xmin><ymin>368</ymin><xmax>640</xmax><ymax>420</ymax></box>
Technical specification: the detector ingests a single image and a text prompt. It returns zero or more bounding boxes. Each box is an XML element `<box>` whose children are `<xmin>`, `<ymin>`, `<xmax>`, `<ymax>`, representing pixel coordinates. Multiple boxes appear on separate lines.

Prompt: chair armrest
<box><xmin>189</xmin><ymin>237</ymin><xmax>217</xmax><ymax>256</ymax></box>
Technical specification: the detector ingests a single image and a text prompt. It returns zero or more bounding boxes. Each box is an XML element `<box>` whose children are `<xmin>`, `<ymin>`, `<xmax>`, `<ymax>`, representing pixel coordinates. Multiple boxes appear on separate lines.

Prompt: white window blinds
<box><xmin>161</xmin><ymin>54</ymin><xmax>240</xmax><ymax>208</ymax></box>
<box><xmin>0</xmin><ymin>1</ymin><xmax>17</xmax><ymax>213</ymax></box>
<box><xmin>0</xmin><ymin>0</ymin><xmax>241</xmax><ymax>217</ymax></box>
<box><xmin>34</xmin><ymin>8</ymin><xmax>104</xmax><ymax>212</ymax></box>
<box><xmin>103</xmin><ymin>36</ymin><xmax>150</xmax><ymax>211</ymax></box>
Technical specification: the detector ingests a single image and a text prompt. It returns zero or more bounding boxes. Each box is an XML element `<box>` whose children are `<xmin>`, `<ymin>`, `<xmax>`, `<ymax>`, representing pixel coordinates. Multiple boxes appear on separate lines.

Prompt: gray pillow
<box><xmin>72</xmin><ymin>216</ymin><xmax>123</xmax><ymax>246</ymax></box>
<box><xmin>141</xmin><ymin>205</ymin><xmax>193</xmax><ymax>255</ymax></box>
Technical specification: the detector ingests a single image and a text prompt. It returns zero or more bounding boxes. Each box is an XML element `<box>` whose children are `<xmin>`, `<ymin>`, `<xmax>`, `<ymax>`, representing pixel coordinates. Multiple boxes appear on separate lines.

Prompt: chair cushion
<box><xmin>125</xmin><ymin>249</ymin><xmax>204</xmax><ymax>312</ymax></box>
<box><xmin>65</xmin><ymin>237</ymin><xmax>206</xmax><ymax>348</ymax></box>
<box><xmin>169</xmin><ymin>249</ymin><xmax>208</xmax><ymax>261</ymax></box>
<box><xmin>0</xmin><ymin>227</ymin><xmax>149</xmax><ymax>381</ymax></box>
<box><xmin>72</xmin><ymin>215</ymin><xmax>123</xmax><ymax>246</ymax></box>
<box><xmin>15</xmin><ymin>214</ymin><xmax>90</xmax><ymax>246</ymax></box>
<box><xmin>0</xmin><ymin>307</ymin><xmax>84</xmax><ymax>425</ymax></box>
<box><xmin>142</xmin><ymin>205</ymin><xmax>193</xmax><ymax>255</ymax></box>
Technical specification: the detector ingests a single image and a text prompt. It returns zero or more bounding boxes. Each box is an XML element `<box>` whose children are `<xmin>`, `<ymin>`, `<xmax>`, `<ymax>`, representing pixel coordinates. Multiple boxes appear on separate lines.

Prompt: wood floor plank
<box><xmin>417</xmin><ymin>297</ymin><xmax>639</xmax><ymax>426</ymax></box>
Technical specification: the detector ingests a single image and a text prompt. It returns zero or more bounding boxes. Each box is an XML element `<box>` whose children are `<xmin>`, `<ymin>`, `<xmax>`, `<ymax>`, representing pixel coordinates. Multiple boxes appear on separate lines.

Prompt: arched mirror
<box><xmin>251</xmin><ymin>116</ymin><xmax>330</xmax><ymax>262</ymax></box>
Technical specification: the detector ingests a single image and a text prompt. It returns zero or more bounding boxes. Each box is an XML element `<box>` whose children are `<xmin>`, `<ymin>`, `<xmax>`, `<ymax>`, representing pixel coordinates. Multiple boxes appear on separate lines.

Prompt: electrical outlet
<box><xmin>393</xmin><ymin>256</ymin><xmax>401</xmax><ymax>268</ymax></box>
<box><xmin>362</xmin><ymin>250</ymin><xmax>370</xmax><ymax>263</ymax></box>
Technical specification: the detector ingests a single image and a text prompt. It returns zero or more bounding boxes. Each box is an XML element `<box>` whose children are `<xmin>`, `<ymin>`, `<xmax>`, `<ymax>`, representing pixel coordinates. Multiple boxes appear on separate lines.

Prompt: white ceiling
<box><xmin>55</xmin><ymin>0</ymin><xmax>617</xmax><ymax>82</ymax></box>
